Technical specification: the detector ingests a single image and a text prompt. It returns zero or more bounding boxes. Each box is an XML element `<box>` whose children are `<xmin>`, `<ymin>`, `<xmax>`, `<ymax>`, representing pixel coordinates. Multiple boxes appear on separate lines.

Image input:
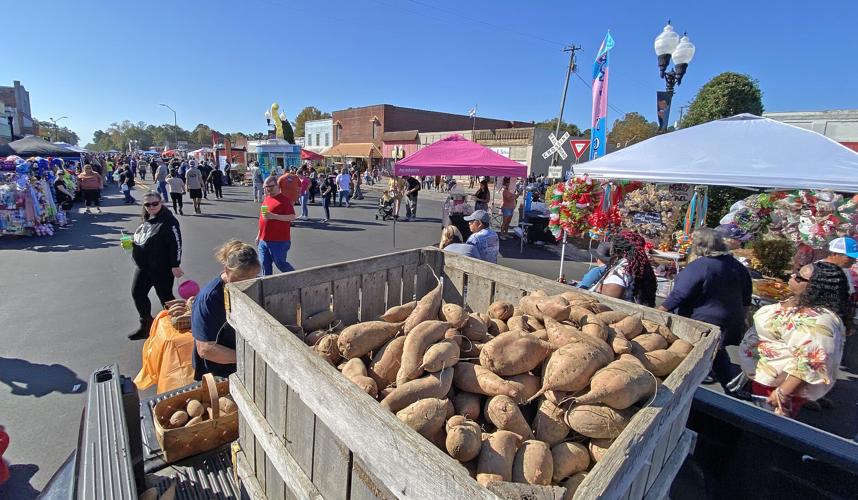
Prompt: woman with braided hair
<box><xmin>590</xmin><ymin>231</ymin><xmax>657</xmax><ymax>307</ymax></box>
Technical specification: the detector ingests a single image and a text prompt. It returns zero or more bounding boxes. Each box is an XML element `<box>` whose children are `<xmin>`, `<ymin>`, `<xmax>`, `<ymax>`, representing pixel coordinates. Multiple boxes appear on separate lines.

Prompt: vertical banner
<box><xmin>657</xmin><ymin>91</ymin><xmax>673</xmax><ymax>131</ymax></box>
<box><xmin>589</xmin><ymin>32</ymin><xmax>615</xmax><ymax>160</ymax></box>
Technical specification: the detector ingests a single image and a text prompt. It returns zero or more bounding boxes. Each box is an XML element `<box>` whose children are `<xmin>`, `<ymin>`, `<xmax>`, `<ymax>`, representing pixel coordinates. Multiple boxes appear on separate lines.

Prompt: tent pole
<box><xmin>559</xmin><ymin>231</ymin><xmax>567</xmax><ymax>281</ymax></box>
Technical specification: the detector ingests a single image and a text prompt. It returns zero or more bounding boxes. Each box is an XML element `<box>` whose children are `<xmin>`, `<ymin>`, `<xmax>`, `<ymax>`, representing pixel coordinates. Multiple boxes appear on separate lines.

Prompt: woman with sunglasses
<box><xmin>738</xmin><ymin>262</ymin><xmax>849</xmax><ymax>417</ymax></box>
<box><xmin>128</xmin><ymin>191</ymin><xmax>185</xmax><ymax>340</ymax></box>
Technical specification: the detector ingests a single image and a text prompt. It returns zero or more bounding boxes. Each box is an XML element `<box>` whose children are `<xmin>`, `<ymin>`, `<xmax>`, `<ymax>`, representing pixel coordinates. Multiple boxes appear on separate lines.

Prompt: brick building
<box><xmin>0</xmin><ymin>80</ymin><xmax>34</xmax><ymax>139</ymax></box>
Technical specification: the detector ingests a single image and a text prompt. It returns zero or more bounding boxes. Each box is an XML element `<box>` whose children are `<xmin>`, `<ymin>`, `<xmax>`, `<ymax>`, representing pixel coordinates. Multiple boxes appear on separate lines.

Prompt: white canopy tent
<box><xmin>580</xmin><ymin>114</ymin><xmax>858</xmax><ymax>191</ymax></box>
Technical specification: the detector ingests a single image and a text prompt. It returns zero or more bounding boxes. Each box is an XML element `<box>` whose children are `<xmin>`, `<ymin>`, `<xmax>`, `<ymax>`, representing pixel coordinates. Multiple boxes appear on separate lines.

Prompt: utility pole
<box><xmin>553</xmin><ymin>45</ymin><xmax>581</xmax><ymax>176</ymax></box>
<box><xmin>160</xmin><ymin>103</ymin><xmax>178</xmax><ymax>148</ymax></box>
<box><xmin>677</xmin><ymin>105</ymin><xmax>688</xmax><ymax>129</ymax></box>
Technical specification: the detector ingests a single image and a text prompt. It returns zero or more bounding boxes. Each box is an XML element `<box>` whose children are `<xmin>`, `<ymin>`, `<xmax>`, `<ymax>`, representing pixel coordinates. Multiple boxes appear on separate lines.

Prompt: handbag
<box><xmin>152</xmin><ymin>373</ymin><xmax>238</xmax><ymax>463</ymax></box>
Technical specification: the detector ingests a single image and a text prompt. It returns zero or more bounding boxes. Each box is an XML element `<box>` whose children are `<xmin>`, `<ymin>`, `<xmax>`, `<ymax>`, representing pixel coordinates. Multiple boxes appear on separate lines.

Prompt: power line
<box><xmin>573</xmin><ymin>72</ymin><xmax>627</xmax><ymax>117</ymax></box>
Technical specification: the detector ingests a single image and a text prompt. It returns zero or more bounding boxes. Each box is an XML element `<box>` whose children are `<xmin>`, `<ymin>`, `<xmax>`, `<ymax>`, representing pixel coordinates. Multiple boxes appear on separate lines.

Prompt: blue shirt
<box><xmin>466</xmin><ymin>228</ymin><xmax>499</xmax><ymax>264</ymax></box>
<box><xmin>578</xmin><ymin>265</ymin><xmax>607</xmax><ymax>289</ymax></box>
<box><xmin>443</xmin><ymin>243</ymin><xmax>482</xmax><ymax>260</ymax></box>
<box><xmin>191</xmin><ymin>276</ymin><xmax>236</xmax><ymax>380</ymax></box>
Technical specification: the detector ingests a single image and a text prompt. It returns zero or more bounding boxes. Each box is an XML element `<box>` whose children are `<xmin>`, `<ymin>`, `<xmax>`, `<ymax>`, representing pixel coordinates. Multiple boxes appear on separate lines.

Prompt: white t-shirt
<box><xmin>590</xmin><ymin>258</ymin><xmax>634</xmax><ymax>302</ymax></box>
<box><xmin>336</xmin><ymin>173</ymin><xmax>352</xmax><ymax>191</ymax></box>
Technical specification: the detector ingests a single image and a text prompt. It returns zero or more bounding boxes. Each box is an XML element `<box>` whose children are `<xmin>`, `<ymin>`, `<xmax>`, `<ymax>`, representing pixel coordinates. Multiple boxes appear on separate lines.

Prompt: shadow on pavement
<box><xmin>0</xmin><ymin>464</ymin><xmax>40</xmax><ymax>499</ymax></box>
<box><xmin>0</xmin><ymin>210</ymin><xmax>133</xmax><ymax>252</ymax></box>
<box><xmin>197</xmin><ymin>213</ymin><xmax>259</xmax><ymax>221</ymax></box>
<box><xmin>0</xmin><ymin>357</ymin><xmax>87</xmax><ymax>397</ymax></box>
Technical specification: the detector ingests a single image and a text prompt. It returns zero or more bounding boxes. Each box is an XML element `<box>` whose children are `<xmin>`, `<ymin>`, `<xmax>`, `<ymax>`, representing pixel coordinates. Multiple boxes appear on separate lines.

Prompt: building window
<box><xmin>307</xmin><ymin>134</ymin><xmax>312</xmax><ymax>146</ymax></box>
<box><xmin>325</xmin><ymin>133</ymin><xmax>329</xmax><ymax>146</ymax></box>
<box><xmin>316</xmin><ymin>133</ymin><xmax>320</xmax><ymax>146</ymax></box>
<box><xmin>372</xmin><ymin>121</ymin><xmax>378</xmax><ymax>139</ymax></box>
<box><xmin>336</xmin><ymin>125</ymin><xmax>340</xmax><ymax>141</ymax></box>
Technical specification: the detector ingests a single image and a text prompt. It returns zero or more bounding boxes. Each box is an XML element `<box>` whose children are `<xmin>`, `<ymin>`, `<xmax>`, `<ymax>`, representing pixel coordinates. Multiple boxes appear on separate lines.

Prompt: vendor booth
<box><xmin>247</xmin><ymin>139</ymin><xmax>300</xmax><ymax>178</ymax></box>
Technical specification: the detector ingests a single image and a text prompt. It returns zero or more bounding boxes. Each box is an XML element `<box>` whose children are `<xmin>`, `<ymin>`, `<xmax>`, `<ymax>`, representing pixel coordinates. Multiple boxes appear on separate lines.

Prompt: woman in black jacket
<box><xmin>129</xmin><ymin>191</ymin><xmax>185</xmax><ymax>340</ymax></box>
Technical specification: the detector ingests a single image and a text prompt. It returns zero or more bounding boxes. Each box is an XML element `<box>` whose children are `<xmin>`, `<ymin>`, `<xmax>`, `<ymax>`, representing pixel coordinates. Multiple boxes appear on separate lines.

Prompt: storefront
<box><xmin>321</xmin><ymin>142</ymin><xmax>383</xmax><ymax>172</ymax></box>
<box><xmin>247</xmin><ymin>140</ymin><xmax>301</xmax><ymax>178</ymax></box>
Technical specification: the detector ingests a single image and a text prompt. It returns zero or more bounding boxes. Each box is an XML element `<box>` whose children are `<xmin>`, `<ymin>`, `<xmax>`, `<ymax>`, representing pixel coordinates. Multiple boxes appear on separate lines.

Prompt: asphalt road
<box><xmin>0</xmin><ymin>182</ymin><xmax>591</xmax><ymax>496</ymax></box>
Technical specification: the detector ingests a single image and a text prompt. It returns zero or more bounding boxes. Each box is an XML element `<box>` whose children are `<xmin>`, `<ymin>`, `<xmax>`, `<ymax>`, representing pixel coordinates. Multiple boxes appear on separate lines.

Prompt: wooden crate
<box><xmin>226</xmin><ymin>248</ymin><xmax>719</xmax><ymax>500</ymax></box>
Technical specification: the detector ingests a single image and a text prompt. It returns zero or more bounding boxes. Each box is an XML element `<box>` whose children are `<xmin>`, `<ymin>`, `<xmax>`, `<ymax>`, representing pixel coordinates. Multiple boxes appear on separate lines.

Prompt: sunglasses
<box><xmin>143</xmin><ymin>201</ymin><xmax>160</xmax><ymax>208</ymax></box>
<box><xmin>791</xmin><ymin>273</ymin><xmax>809</xmax><ymax>283</ymax></box>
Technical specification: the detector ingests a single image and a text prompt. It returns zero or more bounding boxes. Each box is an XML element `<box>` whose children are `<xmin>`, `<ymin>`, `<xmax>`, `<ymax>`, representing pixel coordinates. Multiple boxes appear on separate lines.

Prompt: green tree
<box><xmin>294</xmin><ymin>106</ymin><xmax>332</xmax><ymax>137</ymax></box>
<box><xmin>681</xmin><ymin>72</ymin><xmax>764</xmax><ymax>128</ymax></box>
<box><xmin>37</xmin><ymin>120</ymin><xmax>80</xmax><ymax>145</ymax></box>
<box><xmin>190</xmin><ymin>123</ymin><xmax>213</xmax><ymax>146</ymax></box>
<box><xmin>607</xmin><ymin>112</ymin><xmax>658</xmax><ymax>148</ymax></box>
<box><xmin>534</xmin><ymin>118</ymin><xmax>581</xmax><ymax>138</ymax></box>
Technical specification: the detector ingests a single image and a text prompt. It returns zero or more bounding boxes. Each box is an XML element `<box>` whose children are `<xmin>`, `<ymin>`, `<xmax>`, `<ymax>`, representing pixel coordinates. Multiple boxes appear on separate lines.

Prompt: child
<box><xmin>166</xmin><ymin>169</ymin><xmax>186</xmax><ymax>215</ymax></box>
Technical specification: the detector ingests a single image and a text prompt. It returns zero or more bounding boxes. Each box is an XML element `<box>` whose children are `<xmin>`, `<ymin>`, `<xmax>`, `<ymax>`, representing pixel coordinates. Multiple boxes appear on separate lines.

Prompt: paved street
<box><xmin>0</xmin><ymin>182</ymin><xmax>591</xmax><ymax>496</ymax></box>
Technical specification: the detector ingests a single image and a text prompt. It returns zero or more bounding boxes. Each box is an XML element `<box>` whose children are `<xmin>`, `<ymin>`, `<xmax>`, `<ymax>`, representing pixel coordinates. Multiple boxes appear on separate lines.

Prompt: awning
<box><xmin>382</xmin><ymin>130</ymin><xmax>419</xmax><ymax>142</ymax></box>
<box><xmin>301</xmin><ymin>149</ymin><xmax>325</xmax><ymax>161</ymax></box>
<box><xmin>394</xmin><ymin>134</ymin><xmax>527</xmax><ymax>178</ymax></box>
<box><xmin>322</xmin><ymin>143</ymin><xmax>383</xmax><ymax>158</ymax></box>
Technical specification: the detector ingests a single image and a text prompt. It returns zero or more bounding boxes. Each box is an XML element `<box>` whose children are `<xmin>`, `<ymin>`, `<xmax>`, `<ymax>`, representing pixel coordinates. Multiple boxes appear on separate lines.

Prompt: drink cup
<box><xmin>261</xmin><ymin>205</ymin><xmax>268</xmax><ymax>216</ymax></box>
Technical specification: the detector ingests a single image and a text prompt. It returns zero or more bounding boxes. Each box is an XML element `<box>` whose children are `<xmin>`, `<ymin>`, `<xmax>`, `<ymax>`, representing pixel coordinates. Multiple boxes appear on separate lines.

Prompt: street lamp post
<box><xmin>49</xmin><ymin>116</ymin><xmax>68</xmax><ymax>142</ymax></box>
<box><xmin>159</xmin><ymin>103</ymin><xmax>178</xmax><ymax>148</ymax></box>
<box><xmin>654</xmin><ymin>21</ymin><xmax>696</xmax><ymax>130</ymax></box>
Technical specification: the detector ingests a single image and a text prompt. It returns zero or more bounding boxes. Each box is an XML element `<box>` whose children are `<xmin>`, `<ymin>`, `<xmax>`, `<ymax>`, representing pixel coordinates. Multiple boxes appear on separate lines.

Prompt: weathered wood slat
<box><xmin>267</xmin><ymin>455</ymin><xmax>284</xmax><ymax>500</ymax></box>
<box><xmin>231</xmin><ymin>376</ymin><xmax>323</xmax><ymax>500</ymax></box>
<box><xmin>266</xmin><ymin>365</ymin><xmax>288</xmax><ymax>445</ymax></box>
<box><xmin>300</xmin><ymin>283</ymin><xmax>332</xmax><ymax>330</ymax></box>
<box><xmin>488</xmin><ymin>481</ymin><xmax>566</xmax><ymax>499</ymax></box>
<box><xmin>311</xmin><ymin>419</ymin><xmax>352</xmax><ymax>500</ymax></box>
<box><xmin>350</xmin><ymin>455</ymin><xmax>396</xmax><ymax>500</ymax></box>
<box><xmin>492</xmin><ymin>282</ymin><xmax>525</xmax><ymax>305</ymax></box>
<box><xmin>235</xmin><ymin>448</ymin><xmax>267</xmax><ymax>500</ymax></box>
<box><xmin>244</xmin><ymin>340</ymin><xmax>257</xmax><ymax>473</ymax></box>
<box><xmin>415</xmin><ymin>252</ymin><xmax>441</xmax><ymax>299</ymax></box>
<box><xmin>361</xmin><ymin>270</ymin><xmax>388</xmax><ymax>322</ymax></box>
<box><xmin>641</xmin><ymin>430</ymin><xmax>697</xmax><ymax>500</ymax></box>
<box><xmin>442</xmin><ymin>266</ymin><xmax>466</xmax><ymax>306</ymax></box>
<box><xmin>386</xmin><ymin>266</ymin><xmax>403</xmax><ymax>309</ymax></box>
<box><xmin>254</xmin><ymin>352</ymin><xmax>268</xmax><ymax>493</ymax></box>
<box><xmin>286</xmin><ymin>387</ymin><xmax>315</xmax><ymax>479</ymax></box>
<box><xmin>227</xmin><ymin>287</ymin><xmax>495</xmax><ymax>500</ymax></box>
<box><xmin>264</xmin><ymin>289</ymin><xmax>301</xmax><ymax>332</ymax></box>
<box><xmin>402</xmin><ymin>263</ymin><xmax>417</xmax><ymax>302</ymax></box>
<box><xmin>464</xmin><ymin>273</ymin><xmax>494</xmax><ymax>314</ymax></box>
<box><xmin>333</xmin><ymin>276</ymin><xmax>361</xmax><ymax>327</ymax></box>
<box><xmin>643</xmin><ymin>422</ymin><xmax>672</xmax><ymax>493</ymax></box>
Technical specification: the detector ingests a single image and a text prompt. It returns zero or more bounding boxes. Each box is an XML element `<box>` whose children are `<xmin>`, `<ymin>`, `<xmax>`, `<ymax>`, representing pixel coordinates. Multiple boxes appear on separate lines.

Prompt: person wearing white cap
<box><xmin>464</xmin><ymin>210</ymin><xmax>499</xmax><ymax>264</ymax></box>
<box><xmin>823</xmin><ymin>236</ymin><xmax>858</xmax><ymax>295</ymax></box>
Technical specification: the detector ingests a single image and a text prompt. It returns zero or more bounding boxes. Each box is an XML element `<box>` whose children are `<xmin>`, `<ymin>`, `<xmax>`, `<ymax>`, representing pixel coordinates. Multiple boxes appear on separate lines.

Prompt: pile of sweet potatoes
<box><xmin>300</xmin><ymin>285</ymin><xmax>693</xmax><ymax>498</ymax></box>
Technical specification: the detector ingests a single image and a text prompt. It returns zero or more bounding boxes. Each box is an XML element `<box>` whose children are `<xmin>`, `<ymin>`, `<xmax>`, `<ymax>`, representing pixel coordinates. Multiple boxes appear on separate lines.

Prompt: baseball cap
<box><xmin>828</xmin><ymin>237</ymin><xmax>858</xmax><ymax>258</ymax></box>
<box><xmin>589</xmin><ymin>241</ymin><xmax>612</xmax><ymax>262</ymax></box>
<box><xmin>464</xmin><ymin>210</ymin><xmax>490</xmax><ymax>224</ymax></box>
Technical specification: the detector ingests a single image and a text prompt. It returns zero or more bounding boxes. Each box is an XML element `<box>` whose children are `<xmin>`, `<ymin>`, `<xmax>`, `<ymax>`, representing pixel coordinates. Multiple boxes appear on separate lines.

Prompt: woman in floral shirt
<box><xmin>739</xmin><ymin>262</ymin><xmax>849</xmax><ymax>417</ymax></box>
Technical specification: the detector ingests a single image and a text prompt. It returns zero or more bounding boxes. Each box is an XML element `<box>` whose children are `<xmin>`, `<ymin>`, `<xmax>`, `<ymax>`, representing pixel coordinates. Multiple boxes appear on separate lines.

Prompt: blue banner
<box><xmin>590</xmin><ymin>32</ymin><xmax>614</xmax><ymax>160</ymax></box>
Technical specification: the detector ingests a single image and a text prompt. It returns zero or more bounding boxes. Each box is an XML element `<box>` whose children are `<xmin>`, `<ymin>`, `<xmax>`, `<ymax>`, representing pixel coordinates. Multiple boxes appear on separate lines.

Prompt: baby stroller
<box><xmin>376</xmin><ymin>192</ymin><xmax>395</xmax><ymax>221</ymax></box>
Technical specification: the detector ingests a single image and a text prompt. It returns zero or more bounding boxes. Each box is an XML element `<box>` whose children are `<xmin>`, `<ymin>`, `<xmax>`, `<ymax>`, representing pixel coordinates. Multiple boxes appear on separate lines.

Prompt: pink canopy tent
<box><xmin>394</xmin><ymin>134</ymin><xmax>527</xmax><ymax>178</ymax></box>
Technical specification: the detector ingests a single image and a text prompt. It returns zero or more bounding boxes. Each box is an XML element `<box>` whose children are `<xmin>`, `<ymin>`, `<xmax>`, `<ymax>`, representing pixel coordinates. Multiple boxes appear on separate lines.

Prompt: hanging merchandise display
<box><xmin>619</xmin><ymin>184</ymin><xmax>680</xmax><ymax>249</ymax></box>
<box><xmin>547</xmin><ymin>175</ymin><xmax>598</xmax><ymax>240</ymax></box>
<box><xmin>587</xmin><ymin>182</ymin><xmax>622</xmax><ymax>241</ymax></box>
<box><xmin>0</xmin><ymin>157</ymin><xmax>59</xmax><ymax>237</ymax></box>
<box><xmin>672</xmin><ymin>187</ymin><xmax>710</xmax><ymax>254</ymax></box>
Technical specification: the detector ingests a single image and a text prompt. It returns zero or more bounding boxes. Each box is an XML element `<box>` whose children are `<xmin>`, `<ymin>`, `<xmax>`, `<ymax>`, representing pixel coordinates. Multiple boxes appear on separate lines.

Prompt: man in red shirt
<box><xmin>257</xmin><ymin>176</ymin><xmax>298</xmax><ymax>275</ymax></box>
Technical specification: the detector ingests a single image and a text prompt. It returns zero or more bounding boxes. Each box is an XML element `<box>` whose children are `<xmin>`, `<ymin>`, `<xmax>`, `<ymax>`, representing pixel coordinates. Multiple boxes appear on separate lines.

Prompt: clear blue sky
<box><xmin>9</xmin><ymin>0</ymin><xmax>858</xmax><ymax>145</ymax></box>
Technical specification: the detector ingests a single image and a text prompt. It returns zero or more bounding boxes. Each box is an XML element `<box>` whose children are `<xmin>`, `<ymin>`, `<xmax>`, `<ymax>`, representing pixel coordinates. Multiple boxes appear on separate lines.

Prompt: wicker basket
<box><xmin>153</xmin><ymin>373</ymin><xmax>238</xmax><ymax>463</ymax></box>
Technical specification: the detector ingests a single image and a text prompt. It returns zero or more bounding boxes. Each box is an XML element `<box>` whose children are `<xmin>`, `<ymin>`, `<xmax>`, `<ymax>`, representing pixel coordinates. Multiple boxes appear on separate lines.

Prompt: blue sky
<box><xmin>9</xmin><ymin>0</ymin><xmax>858</xmax><ymax>145</ymax></box>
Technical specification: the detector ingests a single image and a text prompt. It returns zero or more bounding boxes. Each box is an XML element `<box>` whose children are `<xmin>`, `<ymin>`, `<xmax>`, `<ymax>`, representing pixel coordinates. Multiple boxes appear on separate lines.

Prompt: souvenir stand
<box><xmin>393</xmin><ymin>134</ymin><xmax>527</xmax><ymax>245</ymax></box>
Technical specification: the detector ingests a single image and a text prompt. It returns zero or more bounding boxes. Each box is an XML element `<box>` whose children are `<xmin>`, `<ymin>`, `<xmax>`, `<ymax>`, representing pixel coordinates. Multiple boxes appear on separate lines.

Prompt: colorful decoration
<box><xmin>547</xmin><ymin>175</ymin><xmax>598</xmax><ymax>240</ymax></box>
<box><xmin>619</xmin><ymin>184</ymin><xmax>678</xmax><ymax>247</ymax></box>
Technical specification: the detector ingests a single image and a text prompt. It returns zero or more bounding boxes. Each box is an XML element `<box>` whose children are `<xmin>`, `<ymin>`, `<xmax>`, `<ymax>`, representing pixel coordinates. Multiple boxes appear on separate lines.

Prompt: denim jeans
<box><xmin>300</xmin><ymin>192</ymin><xmax>309</xmax><ymax>218</ymax></box>
<box><xmin>258</xmin><ymin>240</ymin><xmax>295</xmax><ymax>275</ymax></box>
<box><xmin>123</xmin><ymin>189</ymin><xmax>134</xmax><ymax>203</ymax></box>
<box><xmin>406</xmin><ymin>196</ymin><xmax>418</xmax><ymax>218</ymax></box>
<box><xmin>338</xmin><ymin>190</ymin><xmax>351</xmax><ymax>206</ymax></box>
<box><xmin>157</xmin><ymin>180</ymin><xmax>169</xmax><ymax>202</ymax></box>
<box><xmin>323</xmin><ymin>197</ymin><xmax>331</xmax><ymax>219</ymax></box>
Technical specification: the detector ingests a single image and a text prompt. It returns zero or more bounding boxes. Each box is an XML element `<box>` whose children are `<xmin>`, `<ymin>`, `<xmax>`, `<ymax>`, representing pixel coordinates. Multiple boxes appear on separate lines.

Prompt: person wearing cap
<box><xmin>823</xmin><ymin>236</ymin><xmax>858</xmax><ymax>295</ymax></box>
<box><xmin>464</xmin><ymin>210</ymin><xmax>499</xmax><ymax>264</ymax></box>
<box><xmin>578</xmin><ymin>241</ymin><xmax>611</xmax><ymax>289</ymax></box>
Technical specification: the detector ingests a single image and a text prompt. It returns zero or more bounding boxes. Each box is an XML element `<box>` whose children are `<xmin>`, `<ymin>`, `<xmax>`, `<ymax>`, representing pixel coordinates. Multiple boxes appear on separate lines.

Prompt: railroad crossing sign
<box><xmin>541</xmin><ymin>131</ymin><xmax>570</xmax><ymax>160</ymax></box>
<box><xmin>569</xmin><ymin>139</ymin><xmax>591</xmax><ymax>160</ymax></box>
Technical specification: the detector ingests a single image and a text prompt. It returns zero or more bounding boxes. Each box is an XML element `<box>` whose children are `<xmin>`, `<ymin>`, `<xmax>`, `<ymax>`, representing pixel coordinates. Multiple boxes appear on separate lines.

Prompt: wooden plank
<box><xmin>286</xmin><ymin>386</ymin><xmax>315</xmax><ymax>479</ymax></box>
<box><xmin>311</xmin><ymin>419</ymin><xmax>352</xmax><ymax>500</ymax></box>
<box><xmin>350</xmin><ymin>455</ymin><xmax>396</xmax><ymax>500</ymax></box>
<box><xmin>464</xmin><ymin>274</ymin><xmax>494</xmax><ymax>314</ymax></box>
<box><xmin>231</xmin><ymin>375</ymin><xmax>324</xmax><ymax>500</ymax></box>
<box><xmin>261</xmin><ymin>250</ymin><xmax>420</xmax><ymax>295</ymax></box>
<box><xmin>235</xmin><ymin>448</ymin><xmax>267</xmax><ymax>500</ymax></box>
<box><xmin>643</xmin><ymin>423</ymin><xmax>672</xmax><ymax>493</ymax></box>
<box><xmin>227</xmin><ymin>290</ymin><xmax>495</xmax><ymax>499</ymax></box>
<box><xmin>254</xmin><ymin>352</ymin><xmax>268</xmax><ymax>493</ymax></box>
<box><xmin>300</xmin><ymin>283</ymin><xmax>332</xmax><ymax>329</ymax></box>
<box><xmin>624</xmin><ymin>463</ymin><xmax>649</xmax><ymax>500</ymax></box>
<box><xmin>386</xmin><ymin>266</ymin><xmax>403</xmax><ymax>308</ymax></box>
<box><xmin>401</xmin><ymin>262</ymin><xmax>417</xmax><ymax>302</ymax></box>
<box><xmin>488</xmin><ymin>481</ymin><xmax>566</xmax><ymax>499</ymax></box>
<box><xmin>264</xmin><ymin>289</ymin><xmax>301</xmax><ymax>331</ymax></box>
<box><xmin>641</xmin><ymin>430</ymin><xmax>697</xmax><ymax>500</ymax></box>
<box><xmin>492</xmin><ymin>282</ymin><xmax>525</xmax><ymax>305</ymax></box>
<box><xmin>236</xmin><ymin>336</ymin><xmax>246</xmax><ymax>400</ymax></box>
<box><xmin>267</xmin><ymin>455</ymin><xmax>285</xmax><ymax>500</ymax></box>
<box><xmin>416</xmin><ymin>250</ymin><xmax>442</xmax><ymax>299</ymax></box>
<box><xmin>333</xmin><ymin>276</ymin><xmax>361</xmax><ymax>327</ymax></box>
<box><xmin>442</xmin><ymin>266</ymin><xmax>466</xmax><ymax>306</ymax></box>
<box><xmin>243</xmin><ymin>341</ymin><xmax>257</xmax><ymax>474</ymax></box>
<box><xmin>266</xmin><ymin>365</ymin><xmax>288</xmax><ymax>445</ymax></box>
<box><xmin>361</xmin><ymin>270</ymin><xmax>388</xmax><ymax>322</ymax></box>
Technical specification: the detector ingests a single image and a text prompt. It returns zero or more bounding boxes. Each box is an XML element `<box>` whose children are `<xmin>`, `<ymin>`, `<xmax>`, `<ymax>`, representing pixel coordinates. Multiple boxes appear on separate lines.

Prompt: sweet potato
<box><xmin>304</xmin><ymin>329</ymin><xmax>327</xmax><ymax>346</ymax></box>
<box><xmin>420</xmin><ymin>339</ymin><xmax>460</xmax><ymax>372</ymax></box>
<box><xmin>368</xmin><ymin>336</ymin><xmax>406</xmax><ymax>389</ymax></box>
<box><xmin>479</xmin><ymin>330</ymin><xmax>551</xmax><ymax>376</ymax></box>
<box><xmin>529</xmin><ymin>335</ymin><xmax>613</xmax><ymax>401</ymax></box>
<box><xmin>302</xmin><ymin>308</ymin><xmax>335</xmax><ymax>333</ymax></box>
<box><xmin>640</xmin><ymin>318</ymin><xmax>662</xmax><ymax>334</ymax></box>
<box><xmin>634</xmin><ymin>348</ymin><xmax>682</xmax><ymax>377</ymax></box>
<box><xmin>512</xmin><ymin>440</ymin><xmax>553</xmax><ymax>485</ymax></box>
<box><xmin>586</xmin><ymin>302</ymin><xmax>612</xmax><ymax>313</ymax></box>
<box><xmin>459</xmin><ymin>339</ymin><xmax>485</xmax><ymax>360</ymax></box>
<box><xmin>530</xmin><ymin>329</ymin><xmax>549</xmax><ymax>342</ymax></box>
<box><xmin>525</xmin><ymin>316</ymin><xmax>544</xmax><ymax>331</ymax></box>
<box><xmin>544</xmin><ymin>318</ymin><xmax>585</xmax><ymax>350</ymax></box>
<box><xmin>561</xmin><ymin>472</ymin><xmax>588</xmax><ymax>499</ymax></box>
<box><xmin>380</xmin><ymin>300</ymin><xmax>417</xmax><ymax>323</ymax></box>
<box><xmin>485</xmin><ymin>395</ymin><xmax>534</xmax><ymax>440</ymax></box>
<box><xmin>476</xmin><ymin>431</ymin><xmax>521</xmax><ymax>487</ymax></box>
<box><xmin>611</xmin><ymin>314</ymin><xmax>644</xmax><ymax>339</ymax></box>
<box><xmin>564</xmin><ymin>404</ymin><xmax>635</xmax><ymax>439</ymax></box>
<box><xmin>632</xmin><ymin>333</ymin><xmax>669</xmax><ymax>352</ymax></box>
<box><xmin>453</xmin><ymin>391</ymin><xmax>482</xmax><ymax>420</ymax></box>
<box><xmin>655</xmin><ymin>323</ymin><xmax>679</xmax><ymax>343</ymax></box>
<box><xmin>550</xmin><ymin>442</ymin><xmax>590</xmax><ymax>482</ymax></box>
<box><xmin>506</xmin><ymin>373</ymin><xmax>541</xmax><ymax>402</ymax></box>
<box><xmin>381</xmin><ymin>367</ymin><xmax>454</xmax><ymax>413</ymax></box>
<box><xmin>444</xmin><ymin>327</ymin><xmax>463</xmax><ymax>346</ymax></box>
<box><xmin>453</xmin><ymin>363</ymin><xmax>521</xmax><ymax>401</ymax></box>
<box><xmin>532</xmin><ymin>398</ymin><xmax>569</xmax><ymax>446</ymax></box>
<box><xmin>518</xmin><ymin>295</ymin><xmax>571</xmax><ymax>322</ymax></box>
<box><xmin>338</xmin><ymin>321</ymin><xmax>402</xmax><ymax>359</ymax></box>
<box><xmin>461</xmin><ymin>313</ymin><xmax>490</xmax><ymax>342</ymax></box>
<box><xmin>488</xmin><ymin>301</ymin><xmax>515</xmax><ymax>321</ymax></box>
<box><xmin>440</xmin><ymin>303</ymin><xmax>469</xmax><ymax>329</ymax></box>
<box><xmin>487</xmin><ymin>318</ymin><xmax>508</xmax><ymax>336</ymax></box>
<box><xmin>668</xmin><ymin>339</ymin><xmax>694</xmax><ymax>357</ymax></box>
<box><xmin>340</xmin><ymin>358</ymin><xmax>379</xmax><ymax>398</ymax></box>
<box><xmin>572</xmin><ymin>356</ymin><xmax>656</xmax><ymax>409</ymax></box>
<box><xmin>506</xmin><ymin>315</ymin><xmax>532</xmax><ymax>332</ymax></box>
<box><xmin>595</xmin><ymin>310</ymin><xmax>629</xmax><ymax>325</ymax></box>
<box><xmin>313</xmin><ymin>334</ymin><xmax>342</xmax><ymax>365</ymax></box>
<box><xmin>445</xmin><ymin>417</ymin><xmax>482</xmax><ymax>462</ymax></box>
<box><xmin>396</xmin><ymin>398</ymin><xmax>449</xmax><ymax>439</ymax></box>
<box><xmin>543</xmin><ymin>390</ymin><xmax>568</xmax><ymax>406</ymax></box>
<box><xmin>397</xmin><ymin>320</ymin><xmax>451</xmax><ymax>385</ymax></box>
<box><xmin>581</xmin><ymin>321</ymin><xmax>609</xmax><ymax>342</ymax></box>
<box><xmin>560</xmin><ymin>290</ymin><xmax>590</xmax><ymax>302</ymax></box>
<box><xmin>568</xmin><ymin>305</ymin><xmax>594</xmax><ymax>325</ymax></box>
<box><xmin>404</xmin><ymin>283</ymin><xmax>443</xmax><ymax>334</ymax></box>
<box><xmin>588</xmin><ymin>438</ymin><xmax>613</xmax><ymax>463</ymax></box>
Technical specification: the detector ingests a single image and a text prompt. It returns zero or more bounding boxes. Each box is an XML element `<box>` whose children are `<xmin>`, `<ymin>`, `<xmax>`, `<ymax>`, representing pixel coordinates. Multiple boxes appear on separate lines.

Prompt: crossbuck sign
<box><xmin>541</xmin><ymin>131</ymin><xmax>570</xmax><ymax>160</ymax></box>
